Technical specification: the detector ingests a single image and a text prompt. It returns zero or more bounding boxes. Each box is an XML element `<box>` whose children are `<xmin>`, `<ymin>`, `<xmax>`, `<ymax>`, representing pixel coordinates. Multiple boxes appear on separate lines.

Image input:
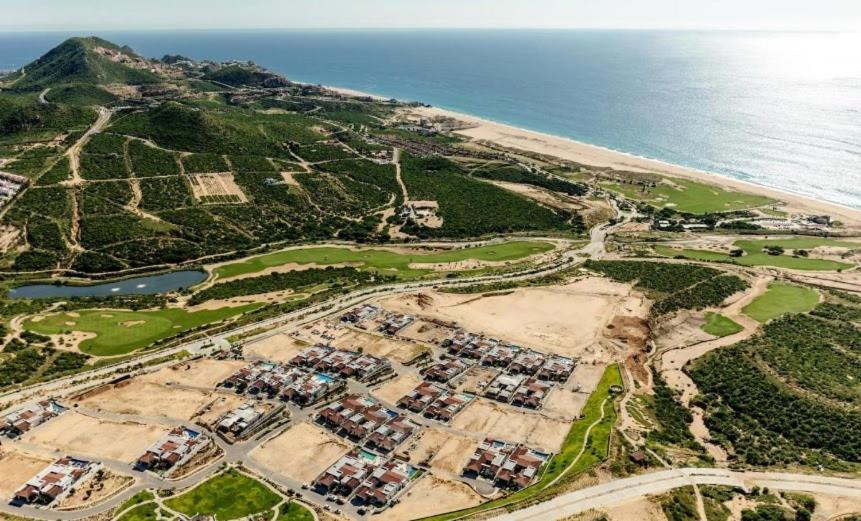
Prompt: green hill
<box><xmin>13</xmin><ymin>36</ymin><xmax>160</xmax><ymax>89</ymax></box>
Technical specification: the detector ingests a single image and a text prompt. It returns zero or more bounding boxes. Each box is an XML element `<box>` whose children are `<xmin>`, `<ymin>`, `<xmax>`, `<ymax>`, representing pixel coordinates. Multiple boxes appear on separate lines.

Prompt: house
<box><xmin>423</xmin><ymin>359</ymin><xmax>468</xmax><ymax>382</ymax></box>
<box><xmin>463</xmin><ymin>439</ymin><xmax>515</xmax><ymax>480</ymax></box>
<box><xmin>423</xmin><ymin>391</ymin><xmax>472</xmax><ymax>422</ymax></box>
<box><xmin>341</xmin><ymin>304</ymin><xmax>381</xmax><ymax>325</ymax></box>
<box><xmin>364</xmin><ymin>417</ymin><xmax>417</xmax><ymax>454</ymax></box>
<box><xmin>13</xmin><ymin>457</ymin><xmax>99</xmax><ymax>506</ymax></box>
<box><xmin>396</xmin><ymin>382</ymin><xmax>445</xmax><ymax>413</ymax></box>
<box><xmin>135</xmin><ymin>427</ymin><xmax>208</xmax><ymax>472</ymax></box>
<box><xmin>508</xmin><ymin>350</ymin><xmax>546</xmax><ymax>376</ymax></box>
<box><xmin>282</xmin><ymin>372</ymin><xmax>342</xmax><ymax>406</ymax></box>
<box><xmin>219</xmin><ymin>361</ymin><xmax>305</xmax><ymax>397</ymax></box>
<box><xmin>216</xmin><ymin>402</ymin><xmax>281</xmax><ymax>440</ymax></box>
<box><xmin>510</xmin><ymin>379</ymin><xmax>552</xmax><ymax>409</ymax></box>
<box><xmin>537</xmin><ymin>354</ymin><xmax>575</xmax><ymax>382</ymax></box>
<box><xmin>482</xmin><ymin>343</ymin><xmax>520</xmax><ymax>368</ymax></box>
<box><xmin>459</xmin><ymin>336</ymin><xmax>496</xmax><ymax>360</ymax></box>
<box><xmin>314</xmin><ymin>450</ymin><xmax>381</xmax><ymax>496</ymax></box>
<box><xmin>290</xmin><ymin>345</ymin><xmax>335</xmax><ymax>368</ymax></box>
<box><xmin>318</xmin><ymin>351</ymin><xmax>390</xmax><ymax>382</ymax></box>
<box><xmin>318</xmin><ymin>395</ymin><xmax>394</xmax><ymax>441</ymax></box>
<box><xmin>379</xmin><ymin>313</ymin><xmax>414</xmax><ymax>335</ymax></box>
<box><xmin>443</xmin><ymin>330</ymin><xmax>478</xmax><ymax>356</ymax></box>
<box><xmin>494</xmin><ymin>447</ymin><xmax>547</xmax><ymax>489</ymax></box>
<box><xmin>353</xmin><ymin>458</ymin><xmax>415</xmax><ymax>507</ymax></box>
<box><xmin>484</xmin><ymin>373</ymin><xmax>527</xmax><ymax>403</ymax></box>
<box><xmin>1</xmin><ymin>400</ymin><xmax>65</xmax><ymax>438</ymax></box>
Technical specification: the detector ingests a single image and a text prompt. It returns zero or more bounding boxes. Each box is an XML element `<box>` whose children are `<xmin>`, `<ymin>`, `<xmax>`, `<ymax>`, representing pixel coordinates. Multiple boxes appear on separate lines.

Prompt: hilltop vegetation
<box><xmin>690</xmin><ymin>295</ymin><xmax>861</xmax><ymax>469</ymax></box>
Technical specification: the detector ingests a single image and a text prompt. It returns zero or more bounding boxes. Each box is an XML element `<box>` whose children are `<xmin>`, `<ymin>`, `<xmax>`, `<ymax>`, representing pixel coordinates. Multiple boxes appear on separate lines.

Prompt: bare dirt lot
<box><xmin>399</xmin><ymin>427</ymin><xmax>478</xmax><ymax>475</ymax></box>
<box><xmin>139</xmin><ymin>359</ymin><xmax>246</xmax><ymax>389</ymax></box>
<box><xmin>55</xmin><ymin>470</ymin><xmax>133</xmax><ymax>510</ymax></box>
<box><xmin>376</xmin><ymin>473</ymin><xmax>483</xmax><ymax>521</ymax></box>
<box><xmin>193</xmin><ymin>394</ymin><xmax>249</xmax><ymax>428</ymax></box>
<box><xmin>371</xmin><ymin>373</ymin><xmax>423</xmax><ymax>405</ymax></box>
<box><xmin>451</xmin><ymin>399</ymin><xmax>570</xmax><ymax>453</ymax></box>
<box><xmin>73</xmin><ymin>380</ymin><xmax>220</xmax><ymax>421</ymax></box>
<box><xmin>330</xmin><ymin>328</ymin><xmax>428</xmax><ymax>364</ymax></box>
<box><xmin>0</xmin><ymin>448</ymin><xmax>52</xmax><ymax>499</ymax></box>
<box><xmin>188</xmin><ymin>172</ymin><xmax>248</xmax><ymax>202</ymax></box>
<box><xmin>243</xmin><ymin>333</ymin><xmax>309</xmax><ymax>364</ymax></box>
<box><xmin>249</xmin><ymin>422</ymin><xmax>351</xmax><ymax>484</ymax></box>
<box><xmin>22</xmin><ymin>412</ymin><xmax>167</xmax><ymax>462</ymax></box>
<box><xmin>451</xmin><ymin>366</ymin><xmax>499</xmax><ymax>395</ymax></box>
<box><xmin>543</xmin><ymin>388</ymin><xmax>588</xmax><ymax>421</ymax></box>
<box><xmin>377</xmin><ymin>278</ymin><xmax>633</xmax><ymax>358</ymax></box>
<box><xmin>397</xmin><ymin>319</ymin><xmax>454</xmax><ymax>345</ymax></box>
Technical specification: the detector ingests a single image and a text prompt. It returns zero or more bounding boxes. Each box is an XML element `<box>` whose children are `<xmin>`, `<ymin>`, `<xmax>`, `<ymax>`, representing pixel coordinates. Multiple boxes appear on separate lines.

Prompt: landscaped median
<box><xmin>421</xmin><ymin>364</ymin><xmax>624</xmax><ymax>521</ymax></box>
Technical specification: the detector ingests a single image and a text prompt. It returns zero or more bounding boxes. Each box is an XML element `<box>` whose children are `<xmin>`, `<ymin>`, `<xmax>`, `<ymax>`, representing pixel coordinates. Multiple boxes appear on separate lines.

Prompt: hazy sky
<box><xmin>2</xmin><ymin>0</ymin><xmax>860</xmax><ymax>31</ymax></box>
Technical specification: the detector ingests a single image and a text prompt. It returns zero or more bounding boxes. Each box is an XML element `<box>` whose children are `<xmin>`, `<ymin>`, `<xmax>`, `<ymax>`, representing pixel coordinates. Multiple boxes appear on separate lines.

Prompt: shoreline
<box><xmin>323</xmin><ymin>84</ymin><xmax>861</xmax><ymax>228</ymax></box>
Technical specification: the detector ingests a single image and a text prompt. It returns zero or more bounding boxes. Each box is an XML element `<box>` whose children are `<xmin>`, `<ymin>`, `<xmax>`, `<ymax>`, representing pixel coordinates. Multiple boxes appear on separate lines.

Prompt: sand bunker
<box><xmin>451</xmin><ymin>399</ymin><xmax>570</xmax><ymax>453</ymax></box>
<box><xmin>139</xmin><ymin>359</ymin><xmax>246</xmax><ymax>388</ymax></box>
<box><xmin>401</xmin><ymin>428</ymin><xmax>478</xmax><ymax>475</ymax></box>
<box><xmin>243</xmin><ymin>333</ymin><xmax>309</xmax><ymax>364</ymax></box>
<box><xmin>0</xmin><ymin>449</ymin><xmax>52</xmax><ymax>498</ymax></box>
<box><xmin>377</xmin><ymin>278</ymin><xmax>631</xmax><ymax>357</ymax></box>
<box><xmin>331</xmin><ymin>329</ymin><xmax>427</xmax><ymax>364</ymax></box>
<box><xmin>23</xmin><ymin>412</ymin><xmax>166</xmax><ymax>462</ymax></box>
<box><xmin>250</xmin><ymin>422</ymin><xmax>351</xmax><ymax>484</ymax></box>
<box><xmin>372</xmin><ymin>373</ymin><xmax>423</xmax><ymax>405</ymax></box>
<box><xmin>376</xmin><ymin>474</ymin><xmax>482</xmax><ymax>521</ymax></box>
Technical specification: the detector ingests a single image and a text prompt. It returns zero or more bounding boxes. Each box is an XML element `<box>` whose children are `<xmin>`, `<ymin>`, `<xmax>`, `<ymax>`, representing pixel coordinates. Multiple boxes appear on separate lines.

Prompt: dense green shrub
<box><xmin>182</xmin><ymin>153</ymin><xmax>229</xmax><ymax>173</ymax></box>
<box><xmin>474</xmin><ymin>164</ymin><xmax>588</xmax><ymax>196</ymax></box>
<box><xmin>128</xmin><ymin>140</ymin><xmax>180</xmax><ymax>176</ymax></box>
<box><xmin>139</xmin><ymin>176</ymin><xmax>193</xmax><ymax>211</ymax></box>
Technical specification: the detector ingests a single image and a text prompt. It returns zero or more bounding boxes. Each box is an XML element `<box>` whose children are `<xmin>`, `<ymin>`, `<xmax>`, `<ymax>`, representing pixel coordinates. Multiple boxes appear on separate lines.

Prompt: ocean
<box><xmin>1</xmin><ymin>30</ymin><xmax>860</xmax><ymax>208</ymax></box>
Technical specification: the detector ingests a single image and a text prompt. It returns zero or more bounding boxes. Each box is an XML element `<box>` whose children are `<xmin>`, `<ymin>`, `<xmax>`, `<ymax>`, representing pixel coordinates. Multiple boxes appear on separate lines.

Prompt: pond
<box><xmin>8</xmin><ymin>270</ymin><xmax>208</xmax><ymax>299</ymax></box>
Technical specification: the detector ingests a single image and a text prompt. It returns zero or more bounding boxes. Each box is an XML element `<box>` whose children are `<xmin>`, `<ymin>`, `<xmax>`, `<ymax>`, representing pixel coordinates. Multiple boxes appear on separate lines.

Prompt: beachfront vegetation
<box><xmin>164</xmin><ymin>469</ymin><xmax>281</xmax><ymax>521</ymax></box>
<box><xmin>23</xmin><ymin>304</ymin><xmax>260</xmax><ymax>356</ymax></box>
<box><xmin>741</xmin><ymin>282</ymin><xmax>819</xmax><ymax>322</ymax></box>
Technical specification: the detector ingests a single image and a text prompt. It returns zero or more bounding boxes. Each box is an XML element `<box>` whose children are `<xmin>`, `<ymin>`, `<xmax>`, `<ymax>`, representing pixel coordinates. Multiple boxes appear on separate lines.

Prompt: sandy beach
<box><xmin>325</xmin><ymin>84</ymin><xmax>861</xmax><ymax>227</ymax></box>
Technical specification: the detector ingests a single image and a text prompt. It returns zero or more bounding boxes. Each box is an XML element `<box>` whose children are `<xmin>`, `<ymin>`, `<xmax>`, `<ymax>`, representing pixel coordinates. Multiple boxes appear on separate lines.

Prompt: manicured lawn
<box><xmin>604</xmin><ymin>178</ymin><xmax>774</xmax><ymax>214</ymax></box>
<box><xmin>24</xmin><ymin>304</ymin><xmax>261</xmax><ymax>356</ymax></box>
<box><xmin>165</xmin><ymin>469</ymin><xmax>281</xmax><ymax>521</ymax></box>
<box><xmin>742</xmin><ymin>283</ymin><xmax>820</xmax><ymax>323</ymax></box>
<box><xmin>115</xmin><ymin>490</ymin><xmax>155</xmax><ymax>515</ymax></box>
<box><xmin>701</xmin><ymin>312</ymin><xmax>743</xmax><ymax>337</ymax></box>
<box><xmin>117</xmin><ymin>502</ymin><xmax>158</xmax><ymax>521</ymax></box>
<box><xmin>213</xmin><ymin>241</ymin><xmax>555</xmax><ymax>280</ymax></box>
<box><xmin>277</xmin><ymin>502</ymin><xmax>314</xmax><ymax>521</ymax></box>
<box><xmin>655</xmin><ymin>237</ymin><xmax>860</xmax><ymax>271</ymax></box>
<box><xmin>423</xmin><ymin>364</ymin><xmax>623</xmax><ymax>521</ymax></box>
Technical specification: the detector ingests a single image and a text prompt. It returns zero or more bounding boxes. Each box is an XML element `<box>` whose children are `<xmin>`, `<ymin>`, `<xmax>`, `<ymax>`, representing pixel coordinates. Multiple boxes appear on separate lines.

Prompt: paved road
<box><xmin>493</xmin><ymin>468</ymin><xmax>861</xmax><ymax>521</ymax></box>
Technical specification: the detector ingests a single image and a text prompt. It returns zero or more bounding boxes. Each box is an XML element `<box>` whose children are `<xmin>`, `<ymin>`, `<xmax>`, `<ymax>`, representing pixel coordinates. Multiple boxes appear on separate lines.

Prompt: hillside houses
<box><xmin>511</xmin><ymin>378</ymin><xmax>552</xmax><ymax>409</ymax></box>
<box><xmin>291</xmin><ymin>346</ymin><xmax>391</xmax><ymax>382</ymax></box>
<box><xmin>364</xmin><ymin>416</ymin><xmax>418</xmax><ymax>454</ymax></box>
<box><xmin>314</xmin><ymin>450</ymin><xmax>380</xmax><ymax>497</ymax></box>
<box><xmin>396</xmin><ymin>382</ymin><xmax>446</xmax><ymax>413</ymax></box>
<box><xmin>463</xmin><ymin>439</ymin><xmax>546</xmax><ymax>490</ymax></box>
<box><xmin>508</xmin><ymin>350</ymin><xmax>546</xmax><ymax>375</ymax></box>
<box><xmin>423</xmin><ymin>358</ymin><xmax>468</xmax><ymax>382</ymax></box>
<box><xmin>318</xmin><ymin>395</ymin><xmax>395</xmax><ymax>441</ymax></box>
<box><xmin>13</xmin><ymin>457</ymin><xmax>100</xmax><ymax>507</ymax></box>
<box><xmin>353</xmin><ymin>458</ymin><xmax>416</xmax><ymax>507</ymax></box>
<box><xmin>484</xmin><ymin>374</ymin><xmax>527</xmax><ymax>403</ymax></box>
<box><xmin>423</xmin><ymin>391</ymin><xmax>472</xmax><ymax>422</ymax></box>
<box><xmin>538</xmin><ymin>354</ymin><xmax>576</xmax><ymax>382</ymax></box>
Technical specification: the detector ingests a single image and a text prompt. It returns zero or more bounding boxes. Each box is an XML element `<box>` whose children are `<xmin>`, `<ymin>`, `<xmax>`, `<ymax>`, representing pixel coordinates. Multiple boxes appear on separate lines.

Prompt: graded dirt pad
<box><xmin>397</xmin><ymin>319</ymin><xmax>454</xmax><ymax>345</ymax></box>
<box><xmin>543</xmin><ymin>388</ymin><xmax>588</xmax><ymax>421</ymax></box>
<box><xmin>243</xmin><ymin>333</ymin><xmax>309</xmax><ymax>363</ymax></box>
<box><xmin>604</xmin><ymin>497</ymin><xmax>668</xmax><ymax>521</ymax></box>
<box><xmin>250</xmin><ymin>422</ymin><xmax>351</xmax><ymax>484</ymax></box>
<box><xmin>330</xmin><ymin>328</ymin><xmax>428</xmax><ymax>364</ymax></box>
<box><xmin>371</xmin><ymin>373</ymin><xmax>423</xmax><ymax>405</ymax></box>
<box><xmin>139</xmin><ymin>359</ymin><xmax>246</xmax><ymax>388</ymax></box>
<box><xmin>376</xmin><ymin>473</ymin><xmax>482</xmax><ymax>521</ymax></box>
<box><xmin>0</xmin><ymin>449</ymin><xmax>52</xmax><ymax>498</ymax></box>
<box><xmin>23</xmin><ymin>412</ymin><xmax>167</xmax><ymax>462</ymax></box>
<box><xmin>56</xmin><ymin>470</ymin><xmax>133</xmax><ymax>509</ymax></box>
<box><xmin>377</xmin><ymin>278</ymin><xmax>632</xmax><ymax>358</ymax></box>
<box><xmin>451</xmin><ymin>399</ymin><xmax>570</xmax><ymax>453</ymax></box>
<box><xmin>74</xmin><ymin>380</ymin><xmax>217</xmax><ymax>421</ymax></box>
<box><xmin>451</xmin><ymin>366</ymin><xmax>499</xmax><ymax>395</ymax></box>
<box><xmin>400</xmin><ymin>427</ymin><xmax>478</xmax><ymax>475</ymax></box>
<box><xmin>188</xmin><ymin>172</ymin><xmax>248</xmax><ymax>202</ymax></box>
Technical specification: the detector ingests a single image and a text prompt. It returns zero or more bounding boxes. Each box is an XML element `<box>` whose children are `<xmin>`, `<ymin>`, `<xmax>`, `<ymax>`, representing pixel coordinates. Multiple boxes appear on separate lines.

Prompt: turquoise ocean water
<box><xmin>1</xmin><ymin>30</ymin><xmax>859</xmax><ymax>207</ymax></box>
